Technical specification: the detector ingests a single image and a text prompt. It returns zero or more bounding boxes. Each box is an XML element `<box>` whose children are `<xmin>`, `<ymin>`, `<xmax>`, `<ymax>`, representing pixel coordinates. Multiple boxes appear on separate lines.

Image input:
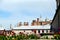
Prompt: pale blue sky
<box><xmin>0</xmin><ymin>0</ymin><xmax>56</xmax><ymax>29</ymax></box>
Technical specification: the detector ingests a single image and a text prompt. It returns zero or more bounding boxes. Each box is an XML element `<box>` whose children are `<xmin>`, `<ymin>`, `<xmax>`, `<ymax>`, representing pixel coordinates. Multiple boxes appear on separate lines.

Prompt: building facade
<box><xmin>12</xmin><ymin>24</ymin><xmax>51</xmax><ymax>35</ymax></box>
<box><xmin>0</xmin><ymin>27</ymin><xmax>4</xmax><ymax>35</ymax></box>
<box><xmin>0</xmin><ymin>17</ymin><xmax>52</xmax><ymax>36</ymax></box>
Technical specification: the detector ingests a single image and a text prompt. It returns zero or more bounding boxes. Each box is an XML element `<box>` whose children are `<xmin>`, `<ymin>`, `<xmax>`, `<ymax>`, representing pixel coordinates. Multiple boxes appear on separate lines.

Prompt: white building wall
<box><xmin>13</xmin><ymin>30</ymin><xmax>33</xmax><ymax>35</ymax></box>
<box><xmin>36</xmin><ymin>30</ymin><xmax>38</xmax><ymax>34</ymax></box>
<box><xmin>48</xmin><ymin>30</ymin><xmax>50</xmax><ymax>33</ymax></box>
<box><xmin>40</xmin><ymin>30</ymin><xmax>42</xmax><ymax>33</ymax></box>
<box><xmin>13</xmin><ymin>30</ymin><xmax>24</xmax><ymax>35</ymax></box>
<box><xmin>44</xmin><ymin>30</ymin><xmax>46</xmax><ymax>33</ymax></box>
<box><xmin>24</xmin><ymin>30</ymin><xmax>32</xmax><ymax>34</ymax></box>
<box><xmin>12</xmin><ymin>29</ymin><xmax>50</xmax><ymax>35</ymax></box>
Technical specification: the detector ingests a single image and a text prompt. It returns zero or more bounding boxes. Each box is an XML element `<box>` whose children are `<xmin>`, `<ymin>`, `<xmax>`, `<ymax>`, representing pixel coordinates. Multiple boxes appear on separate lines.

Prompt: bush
<box><xmin>45</xmin><ymin>36</ymin><xmax>48</xmax><ymax>39</ymax></box>
<box><xmin>28</xmin><ymin>34</ymin><xmax>39</xmax><ymax>39</ymax></box>
<box><xmin>54</xmin><ymin>34</ymin><xmax>60</xmax><ymax>39</ymax></box>
<box><xmin>0</xmin><ymin>34</ymin><xmax>40</xmax><ymax>40</ymax></box>
<box><xmin>0</xmin><ymin>35</ymin><xmax>7</xmax><ymax>40</ymax></box>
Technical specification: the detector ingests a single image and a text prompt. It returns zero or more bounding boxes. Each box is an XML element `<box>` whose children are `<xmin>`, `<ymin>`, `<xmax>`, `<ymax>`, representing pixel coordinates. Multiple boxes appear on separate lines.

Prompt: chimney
<box><xmin>24</xmin><ymin>22</ymin><xmax>29</xmax><ymax>26</ymax></box>
<box><xmin>36</xmin><ymin>18</ymin><xmax>40</xmax><ymax>25</ymax></box>
<box><xmin>31</xmin><ymin>20</ymin><xmax>36</xmax><ymax>26</ymax></box>
<box><xmin>37</xmin><ymin>18</ymin><xmax>39</xmax><ymax>22</ymax></box>
<box><xmin>18</xmin><ymin>22</ymin><xmax>22</xmax><ymax>27</ymax></box>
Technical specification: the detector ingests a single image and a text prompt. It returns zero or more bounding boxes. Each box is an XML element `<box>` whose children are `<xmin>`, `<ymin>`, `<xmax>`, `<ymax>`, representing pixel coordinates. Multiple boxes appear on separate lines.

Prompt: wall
<box><xmin>12</xmin><ymin>29</ymin><xmax>50</xmax><ymax>35</ymax></box>
<box><xmin>51</xmin><ymin>13</ymin><xmax>58</xmax><ymax>32</ymax></box>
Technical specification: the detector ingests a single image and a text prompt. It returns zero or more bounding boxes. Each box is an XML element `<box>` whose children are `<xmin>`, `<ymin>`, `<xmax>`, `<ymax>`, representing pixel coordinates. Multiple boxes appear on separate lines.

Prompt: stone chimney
<box><xmin>18</xmin><ymin>22</ymin><xmax>22</xmax><ymax>27</ymax></box>
<box><xmin>24</xmin><ymin>22</ymin><xmax>29</xmax><ymax>26</ymax></box>
<box><xmin>37</xmin><ymin>18</ymin><xmax>39</xmax><ymax>22</ymax></box>
<box><xmin>36</xmin><ymin>18</ymin><xmax>40</xmax><ymax>25</ymax></box>
<box><xmin>31</xmin><ymin>20</ymin><xmax>36</xmax><ymax>26</ymax></box>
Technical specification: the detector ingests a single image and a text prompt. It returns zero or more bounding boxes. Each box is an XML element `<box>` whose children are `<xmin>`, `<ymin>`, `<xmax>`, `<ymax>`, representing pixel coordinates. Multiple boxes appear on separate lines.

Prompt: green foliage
<box><xmin>0</xmin><ymin>34</ymin><xmax>40</xmax><ymax>40</ymax></box>
<box><xmin>0</xmin><ymin>34</ymin><xmax>55</xmax><ymax>40</ymax></box>
<box><xmin>28</xmin><ymin>34</ymin><xmax>38</xmax><ymax>39</ymax></box>
<box><xmin>0</xmin><ymin>35</ymin><xmax>7</xmax><ymax>40</ymax></box>
<box><xmin>54</xmin><ymin>34</ymin><xmax>60</xmax><ymax>39</ymax></box>
<box><xmin>45</xmin><ymin>36</ymin><xmax>48</xmax><ymax>39</ymax></box>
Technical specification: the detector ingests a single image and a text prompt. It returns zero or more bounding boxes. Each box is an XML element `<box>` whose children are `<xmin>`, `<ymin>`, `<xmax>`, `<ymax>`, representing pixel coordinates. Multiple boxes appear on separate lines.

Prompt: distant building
<box><xmin>31</xmin><ymin>18</ymin><xmax>52</xmax><ymax>26</ymax></box>
<box><xmin>0</xmin><ymin>17</ymin><xmax>52</xmax><ymax>36</ymax></box>
<box><xmin>0</xmin><ymin>25</ymin><xmax>15</xmax><ymax>36</ymax></box>
<box><xmin>4</xmin><ymin>29</ymin><xmax>12</xmax><ymax>36</ymax></box>
<box><xmin>12</xmin><ymin>24</ymin><xmax>51</xmax><ymax>35</ymax></box>
<box><xmin>0</xmin><ymin>27</ymin><xmax>4</xmax><ymax>35</ymax></box>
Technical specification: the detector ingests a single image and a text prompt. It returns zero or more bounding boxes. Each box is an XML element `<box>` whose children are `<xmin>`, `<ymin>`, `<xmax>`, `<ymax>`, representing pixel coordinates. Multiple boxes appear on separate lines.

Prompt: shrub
<box><xmin>54</xmin><ymin>34</ymin><xmax>60</xmax><ymax>39</ymax></box>
<box><xmin>45</xmin><ymin>36</ymin><xmax>48</xmax><ymax>39</ymax></box>
<box><xmin>0</xmin><ymin>35</ymin><xmax>7</xmax><ymax>40</ymax></box>
<box><xmin>28</xmin><ymin>34</ymin><xmax>39</xmax><ymax>39</ymax></box>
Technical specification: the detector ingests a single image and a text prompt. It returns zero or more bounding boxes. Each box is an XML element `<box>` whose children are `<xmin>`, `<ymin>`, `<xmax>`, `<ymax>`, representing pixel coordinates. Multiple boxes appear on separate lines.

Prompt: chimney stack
<box><xmin>18</xmin><ymin>22</ymin><xmax>22</xmax><ymax>27</ymax></box>
<box><xmin>24</xmin><ymin>22</ymin><xmax>29</xmax><ymax>26</ymax></box>
<box><xmin>31</xmin><ymin>20</ymin><xmax>36</xmax><ymax>26</ymax></box>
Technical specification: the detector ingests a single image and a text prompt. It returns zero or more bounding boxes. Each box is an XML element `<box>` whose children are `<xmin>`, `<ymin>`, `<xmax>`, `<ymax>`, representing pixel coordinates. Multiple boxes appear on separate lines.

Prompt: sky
<box><xmin>0</xmin><ymin>0</ymin><xmax>56</xmax><ymax>29</ymax></box>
